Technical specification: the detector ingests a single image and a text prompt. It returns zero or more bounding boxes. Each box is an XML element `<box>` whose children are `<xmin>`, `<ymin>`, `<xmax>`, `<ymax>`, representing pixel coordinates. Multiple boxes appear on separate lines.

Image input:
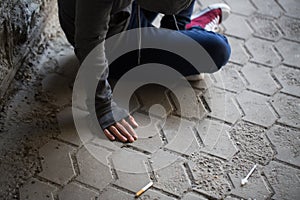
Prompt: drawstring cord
<box><xmin>137</xmin><ymin>4</ymin><xmax>142</xmax><ymax>65</ymax></box>
<box><xmin>136</xmin><ymin>5</ymin><xmax>179</xmax><ymax>65</ymax></box>
<box><xmin>172</xmin><ymin>15</ymin><xmax>180</xmax><ymax>31</ymax></box>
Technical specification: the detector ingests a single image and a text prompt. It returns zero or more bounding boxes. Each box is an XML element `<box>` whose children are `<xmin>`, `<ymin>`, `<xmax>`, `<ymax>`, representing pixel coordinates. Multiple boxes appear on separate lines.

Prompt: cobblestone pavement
<box><xmin>1</xmin><ymin>0</ymin><xmax>300</xmax><ymax>199</ymax></box>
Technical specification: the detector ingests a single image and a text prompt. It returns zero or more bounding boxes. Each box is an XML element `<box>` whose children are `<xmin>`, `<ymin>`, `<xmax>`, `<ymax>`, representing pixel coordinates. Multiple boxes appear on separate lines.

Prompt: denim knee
<box><xmin>213</xmin><ymin>35</ymin><xmax>231</xmax><ymax>69</ymax></box>
<box><xmin>182</xmin><ymin>27</ymin><xmax>231</xmax><ymax>70</ymax></box>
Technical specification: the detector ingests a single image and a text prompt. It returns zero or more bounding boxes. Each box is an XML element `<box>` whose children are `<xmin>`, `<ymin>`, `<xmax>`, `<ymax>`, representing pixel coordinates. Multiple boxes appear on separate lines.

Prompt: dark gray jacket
<box><xmin>73</xmin><ymin>0</ymin><xmax>132</xmax><ymax>129</ymax></box>
<box><xmin>72</xmin><ymin>0</ymin><xmax>192</xmax><ymax>129</ymax></box>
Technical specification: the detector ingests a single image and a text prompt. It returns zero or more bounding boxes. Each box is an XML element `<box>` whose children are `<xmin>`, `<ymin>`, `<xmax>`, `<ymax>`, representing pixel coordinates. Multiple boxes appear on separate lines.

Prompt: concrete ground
<box><xmin>0</xmin><ymin>0</ymin><xmax>299</xmax><ymax>199</ymax></box>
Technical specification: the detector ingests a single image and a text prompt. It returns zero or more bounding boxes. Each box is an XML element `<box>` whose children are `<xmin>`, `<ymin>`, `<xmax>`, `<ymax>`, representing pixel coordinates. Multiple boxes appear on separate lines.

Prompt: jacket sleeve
<box><xmin>75</xmin><ymin>0</ymin><xmax>129</xmax><ymax>130</ymax></box>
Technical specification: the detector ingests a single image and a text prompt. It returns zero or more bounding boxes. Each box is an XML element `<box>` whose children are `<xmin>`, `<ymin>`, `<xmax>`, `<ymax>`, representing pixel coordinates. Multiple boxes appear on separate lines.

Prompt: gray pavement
<box><xmin>0</xmin><ymin>0</ymin><xmax>300</xmax><ymax>199</ymax></box>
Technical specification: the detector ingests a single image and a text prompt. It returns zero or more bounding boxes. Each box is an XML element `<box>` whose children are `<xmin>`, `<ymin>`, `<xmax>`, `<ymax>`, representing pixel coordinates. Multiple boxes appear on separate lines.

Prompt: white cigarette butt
<box><xmin>135</xmin><ymin>181</ymin><xmax>153</xmax><ymax>197</ymax></box>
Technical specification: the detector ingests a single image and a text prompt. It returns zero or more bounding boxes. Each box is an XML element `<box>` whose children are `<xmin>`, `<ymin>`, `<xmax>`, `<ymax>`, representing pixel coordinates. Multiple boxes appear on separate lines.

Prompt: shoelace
<box><xmin>204</xmin><ymin>15</ymin><xmax>220</xmax><ymax>32</ymax></box>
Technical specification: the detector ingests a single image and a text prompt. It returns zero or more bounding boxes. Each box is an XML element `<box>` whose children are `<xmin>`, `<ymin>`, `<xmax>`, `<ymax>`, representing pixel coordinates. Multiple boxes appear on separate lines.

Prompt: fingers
<box><xmin>121</xmin><ymin>119</ymin><xmax>138</xmax><ymax>140</ymax></box>
<box><xmin>115</xmin><ymin>122</ymin><xmax>135</xmax><ymax>142</ymax></box>
<box><xmin>103</xmin><ymin>116</ymin><xmax>139</xmax><ymax>143</ymax></box>
<box><xmin>103</xmin><ymin>129</ymin><xmax>115</xmax><ymax>141</ymax></box>
<box><xmin>128</xmin><ymin>115</ymin><xmax>139</xmax><ymax>128</ymax></box>
<box><xmin>108</xmin><ymin>126</ymin><xmax>127</xmax><ymax>143</ymax></box>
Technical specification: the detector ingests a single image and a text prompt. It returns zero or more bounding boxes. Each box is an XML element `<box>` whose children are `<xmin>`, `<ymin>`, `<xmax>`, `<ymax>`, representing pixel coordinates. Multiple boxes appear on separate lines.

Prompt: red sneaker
<box><xmin>186</xmin><ymin>3</ymin><xmax>231</xmax><ymax>32</ymax></box>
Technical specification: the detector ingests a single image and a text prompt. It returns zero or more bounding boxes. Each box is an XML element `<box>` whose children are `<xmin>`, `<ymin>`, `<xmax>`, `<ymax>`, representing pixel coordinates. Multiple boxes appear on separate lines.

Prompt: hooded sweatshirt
<box><xmin>71</xmin><ymin>0</ymin><xmax>193</xmax><ymax>129</ymax></box>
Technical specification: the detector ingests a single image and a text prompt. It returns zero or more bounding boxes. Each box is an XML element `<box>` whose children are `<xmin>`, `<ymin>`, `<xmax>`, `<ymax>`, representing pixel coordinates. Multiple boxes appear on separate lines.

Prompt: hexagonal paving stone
<box><xmin>245</xmin><ymin>38</ymin><xmax>281</xmax><ymax>67</ymax></box>
<box><xmin>162</xmin><ymin>116</ymin><xmax>200</xmax><ymax>156</ymax></box>
<box><xmin>223</xmin><ymin>14</ymin><xmax>253</xmax><ymax>39</ymax></box>
<box><xmin>251</xmin><ymin>0</ymin><xmax>284</xmax><ymax>18</ymax></box>
<box><xmin>56</xmin><ymin>107</ymin><xmax>84</xmax><ymax>146</ymax></box>
<box><xmin>227</xmin><ymin>37</ymin><xmax>250</xmax><ymax>65</ymax></box>
<box><xmin>188</xmin><ymin>154</ymin><xmax>230</xmax><ymax>199</ymax></box>
<box><xmin>181</xmin><ymin>192</ymin><xmax>208</xmax><ymax>200</ymax></box>
<box><xmin>223</xmin><ymin>155</ymin><xmax>273</xmax><ymax>199</ymax></box>
<box><xmin>196</xmin><ymin>119</ymin><xmax>238</xmax><ymax>160</ymax></box>
<box><xmin>277</xmin><ymin>0</ymin><xmax>300</xmax><ymax>19</ymax></box>
<box><xmin>241</xmin><ymin>63</ymin><xmax>279</xmax><ymax>95</ymax></box>
<box><xmin>38</xmin><ymin>140</ymin><xmax>76</xmax><ymax>185</ymax></box>
<box><xmin>150</xmin><ymin>149</ymin><xmax>181</xmax><ymax>173</ymax></box>
<box><xmin>138</xmin><ymin>189</ymin><xmax>177</xmax><ymax>200</ymax></box>
<box><xmin>58</xmin><ymin>182</ymin><xmax>98</xmax><ymax>200</ymax></box>
<box><xmin>224</xmin><ymin>0</ymin><xmax>255</xmax><ymax>16</ymax></box>
<box><xmin>19</xmin><ymin>178</ymin><xmax>57</xmax><ymax>200</ymax></box>
<box><xmin>98</xmin><ymin>187</ymin><xmax>132</xmax><ymax>200</ymax></box>
<box><xmin>189</xmin><ymin>74</ymin><xmax>214</xmax><ymax>90</ymax></box>
<box><xmin>129</xmin><ymin>93</ymin><xmax>141</xmax><ymax>113</ymax></box>
<box><xmin>278</xmin><ymin>16</ymin><xmax>300</xmax><ymax>42</ymax></box>
<box><xmin>135</xmin><ymin>84</ymin><xmax>174</xmax><ymax>116</ymax></box>
<box><xmin>111</xmin><ymin>148</ymin><xmax>151</xmax><ymax>192</ymax></box>
<box><xmin>91</xmin><ymin>134</ymin><xmax>123</xmax><ymax>152</ymax></box>
<box><xmin>267</xmin><ymin>125</ymin><xmax>300</xmax><ymax>166</ymax></box>
<box><xmin>248</xmin><ymin>14</ymin><xmax>282</xmax><ymax>41</ymax></box>
<box><xmin>228</xmin><ymin>172</ymin><xmax>272</xmax><ymax>200</ymax></box>
<box><xmin>130</xmin><ymin>132</ymin><xmax>162</xmax><ymax>154</ymax></box>
<box><xmin>204</xmin><ymin>87</ymin><xmax>242</xmax><ymax>124</ymax></box>
<box><xmin>197</xmin><ymin>0</ymin><xmax>226</xmax><ymax>9</ymax></box>
<box><xmin>264</xmin><ymin>161</ymin><xmax>300</xmax><ymax>200</ymax></box>
<box><xmin>224</xmin><ymin>196</ymin><xmax>240</xmax><ymax>200</ymax></box>
<box><xmin>154</xmin><ymin>161</ymin><xmax>191</xmax><ymax>197</ymax></box>
<box><xmin>237</xmin><ymin>90</ymin><xmax>277</xmax><ymax>127</ymax></box>
<box><xmin>223</xmin><ymin>155</ymin><xmax>257</xmax><ymax>177</ymax></box>
<box><xmin>229</xmin><ymin>121</ymin><xmax>274</xmax><ymax>165</ymax></box>
<box><xmin>213</xmin><ymin>63</ymin><xmax>245</xmax><ymax>93</ymax></box>
<box><xmin>275</xmin><ymin>40</ymin><xmax>300</xmax><ymax>68</ymax></box>
<box><xmin>76</xmin><ymin>144</ymin><xmax>113</xmax><ymax>190</ymax></box>
<box><xmin>273</xmin><ymin>65</ymin><xmax>300</xmax><ymax>97</ymax></box>
<box><xmin>129</xmin><ymin>113</ymin><xmax>163</xmax><ymax>154</ymax></box>
<box><xmin>169</xmin><ymin>86</ymin><xmax>206</xmax><ymax>120</ymax></box>
<box><xmin>271</xmin><ymin>93</ymin><xmax>300</xmax><ymax>128</ymax></box>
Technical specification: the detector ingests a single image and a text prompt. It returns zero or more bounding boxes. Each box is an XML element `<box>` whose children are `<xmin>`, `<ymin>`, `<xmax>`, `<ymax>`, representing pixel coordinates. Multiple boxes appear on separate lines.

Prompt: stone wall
<box><xmin>0</xmin><ymin>0</ymin><xmax>54</xmax><ymax>98</ymax></box>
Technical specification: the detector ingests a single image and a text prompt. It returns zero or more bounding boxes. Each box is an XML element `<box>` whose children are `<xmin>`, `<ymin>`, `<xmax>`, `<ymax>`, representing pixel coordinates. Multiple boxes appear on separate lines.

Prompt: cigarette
<box><xmin>135</xmin><ymin>181</ymin><xmax>153</xmax><ymax>197</ymax></box>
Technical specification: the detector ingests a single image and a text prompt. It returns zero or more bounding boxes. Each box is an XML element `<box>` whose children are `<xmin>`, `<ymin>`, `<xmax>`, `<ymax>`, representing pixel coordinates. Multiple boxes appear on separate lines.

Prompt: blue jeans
<box><xmin>109</xmin><ymin>1</ymin><xmax>231</xmax><ymax>78</ymax></box>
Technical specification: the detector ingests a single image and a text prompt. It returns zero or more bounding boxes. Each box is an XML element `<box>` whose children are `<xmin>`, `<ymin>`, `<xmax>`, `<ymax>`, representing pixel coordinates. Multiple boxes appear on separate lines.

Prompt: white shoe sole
<box><xmin>192</xmin><ymin>3</ymin><xmax>231</xmax><ymax>23</ymax></box>
<box><xmin>185</xmin><ymin>73</ymin><xmax>205</xmax><ymax>81</ymax></box>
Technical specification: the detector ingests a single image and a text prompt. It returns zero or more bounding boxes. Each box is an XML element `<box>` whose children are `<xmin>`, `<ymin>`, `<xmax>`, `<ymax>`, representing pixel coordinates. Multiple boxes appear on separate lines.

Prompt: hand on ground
<box><xmin>103</xmin><ymin>115</ymin><xmax>138</xmax><ymax>143</ymax></box>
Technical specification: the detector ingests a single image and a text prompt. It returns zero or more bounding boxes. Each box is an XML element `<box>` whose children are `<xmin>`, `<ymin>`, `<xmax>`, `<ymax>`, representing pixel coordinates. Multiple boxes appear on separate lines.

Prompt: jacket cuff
<box><xmin>97</xmin><ymin>102</ymin><xmax>129</xmax><ymax>130</ymax></box>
